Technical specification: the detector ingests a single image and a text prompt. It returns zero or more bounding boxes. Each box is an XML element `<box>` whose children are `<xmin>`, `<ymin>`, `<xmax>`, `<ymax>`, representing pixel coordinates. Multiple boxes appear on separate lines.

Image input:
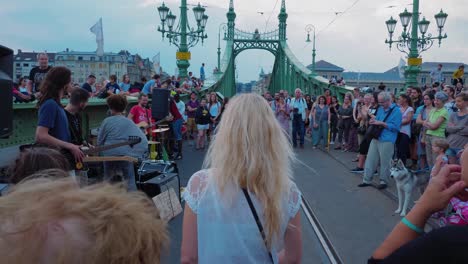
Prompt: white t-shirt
<box><xmin>400</xmin><ymin>106</ymin><xmax>414</xmax><ymax>136</ymax></box>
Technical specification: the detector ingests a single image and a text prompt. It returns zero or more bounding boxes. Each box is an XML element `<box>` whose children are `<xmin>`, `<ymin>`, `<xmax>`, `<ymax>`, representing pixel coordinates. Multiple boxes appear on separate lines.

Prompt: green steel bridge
<box><xmin>0</xmin><ymin>0</ymin><xmax>354</xmax><ymax>153</ymax></box>
<box><xmin>203</xmin><ymin>0</ymin><xmax>354</xmax><ymax>98</ymax></box>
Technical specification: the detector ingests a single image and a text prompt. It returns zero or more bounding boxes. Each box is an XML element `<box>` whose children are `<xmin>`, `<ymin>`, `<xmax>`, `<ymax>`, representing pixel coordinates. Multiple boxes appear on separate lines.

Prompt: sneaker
<box><xmin>175</xmin><ymin>153</ymin><xmax>183</xmax><ymax>160</ymax></box>
<box><xmin>358</xmin><ymin>182</ymin><xmax>371</xmax><ymax>187</ymax></box>
<box><xmin>300</xmin><ymin>144</ymin><xmax>304</xmax><ymax>149</ymax></box>
<box><xmin>330</xmin><ymin>141</ymin><xmax>335</xmax><ymax>145</ymax></box>
<box><xmin>350</xmin><ymin>167</ymin><xmax>364</xmax><ymax>173</ymax></box>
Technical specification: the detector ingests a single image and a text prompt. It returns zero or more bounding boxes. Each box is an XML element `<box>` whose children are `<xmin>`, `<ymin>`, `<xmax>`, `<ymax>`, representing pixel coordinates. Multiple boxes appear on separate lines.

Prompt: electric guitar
<box><xmin>136</xmin><ymin>116</ymin><xmax>170</xmax><ymax>135</ymax></box>
<box><xmin>73</xmin><ymin>136</ymin><xmax>142</xmax><ymax>170</ymax></box>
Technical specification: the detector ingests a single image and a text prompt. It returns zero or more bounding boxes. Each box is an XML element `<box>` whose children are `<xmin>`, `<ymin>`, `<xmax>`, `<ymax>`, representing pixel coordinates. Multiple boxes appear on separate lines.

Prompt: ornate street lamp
<box><xmin>384</xmin><ymin>0</ymin><xmax>448</xmax><ymax>89</ymax></box>
<box><xmin>217</xmin><ymin>23</ymin><xmax>227</xmax><ymax>73</ymax></box>
<box><xmin>305</xmin><ymin>24</ymin><xmax>316</xmax><ymax>75</ymax></box>
<box><xmin>157</xmin><ymin>1</ymin><xmax>209</xmax><ymax>78</ymax></box>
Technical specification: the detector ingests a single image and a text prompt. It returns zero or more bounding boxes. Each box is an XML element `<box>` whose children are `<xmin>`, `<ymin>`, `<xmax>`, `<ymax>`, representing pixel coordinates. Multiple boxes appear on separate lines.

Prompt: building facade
<box><xmin>13</xmin><ymin>49</ymin><xmax>154</xmax><ymax>84</ymax></box>
<box><xmin>307</xmin><ymin>60</ymin><xmax>466</xmax><ymax>92</ymax></box>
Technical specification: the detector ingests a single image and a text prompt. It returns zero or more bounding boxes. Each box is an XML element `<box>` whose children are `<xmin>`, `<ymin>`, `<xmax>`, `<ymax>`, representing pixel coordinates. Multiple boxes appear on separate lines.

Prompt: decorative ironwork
<box><xmin>233</xmin><ymin>28</ymin><xmax>280</xmax><ymax>41</ymax></box>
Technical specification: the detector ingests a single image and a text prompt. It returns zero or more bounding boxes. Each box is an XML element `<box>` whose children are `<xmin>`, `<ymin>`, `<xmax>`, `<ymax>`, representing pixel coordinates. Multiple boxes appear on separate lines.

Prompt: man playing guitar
<box><xmin>35</xmin><ymin>67</ymin><xmax>84</xmax><ymax>170</ymax></box>
<box><xmin>65</xmin><ymin>88</ymin><xmax>90</xmax><ymax>146</ymax></box>
<box><xmin>128</xmin><ymin>93</ymin><xmax>153</xmax><ymax>137</ymax></box>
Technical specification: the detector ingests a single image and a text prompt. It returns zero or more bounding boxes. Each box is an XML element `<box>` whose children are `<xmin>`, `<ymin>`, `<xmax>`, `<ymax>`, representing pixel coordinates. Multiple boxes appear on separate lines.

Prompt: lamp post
<box><xmin>157</xmin><ymin>1</ymin><xmax>208</xmax><ymax>79</ymax></box>
<box><xmin>305</xmin><ymin>24</ymin><xmax>316</xmax><ymax>75</ymax></box>
<box><xmin>384</xmin><ymin>0</ymin><xmax>448</xmax><ymax>90</ymax></box>
<box><xmin>217</xmin><ymin>23</ymin><xmax>227</xmax><ymax>73</ymax></box>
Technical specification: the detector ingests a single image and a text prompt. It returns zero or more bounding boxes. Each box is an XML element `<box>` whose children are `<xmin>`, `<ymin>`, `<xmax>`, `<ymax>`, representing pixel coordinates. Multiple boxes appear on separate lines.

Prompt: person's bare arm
<box><xmin>424</xmin><ymin>116</ymin><xmax>446</xmax><ymax>130</ymax></box>
<box><xmin>278</xmin><ymin>211</ymin><xmax>302</xmax><ymax>264</ymax></box>
<box><xmin>401</xmin><ymin>110</ymin><xmax>414</xmax><ymax>126</ymax></box>
<box><xmin>372</xmin><ymin>165</ymin><xmax>465</xmax><ymax>260</ymax></box>
<box><xmin>181</xmin><ymin>204</ymin><xmax>198</xmax><ymax>264</ymax></box>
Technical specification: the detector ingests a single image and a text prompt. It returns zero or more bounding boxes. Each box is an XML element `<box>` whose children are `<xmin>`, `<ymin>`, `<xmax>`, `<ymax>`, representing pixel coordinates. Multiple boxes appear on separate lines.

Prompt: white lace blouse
<box><xmin>183</xmin><ymin>169</ymin><xmax>302</xmax><ymax>263</ymax></box>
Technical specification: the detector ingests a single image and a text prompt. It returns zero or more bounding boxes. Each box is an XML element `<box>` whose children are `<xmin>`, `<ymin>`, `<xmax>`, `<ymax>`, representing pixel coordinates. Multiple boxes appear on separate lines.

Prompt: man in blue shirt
<box><xmin>142</xmin><ymin>74</ymin><xmax>161</xmax><ymax>95</ymax></box>
<box><xmin>358</xmin><ymin>92</ymin><xmax>402</xmax><ymax>189</ymax></box>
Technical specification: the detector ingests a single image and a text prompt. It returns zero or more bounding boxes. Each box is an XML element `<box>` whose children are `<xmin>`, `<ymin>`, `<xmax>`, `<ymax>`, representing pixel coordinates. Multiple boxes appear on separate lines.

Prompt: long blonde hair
<box><xmin>0</xmin><ymin>175</ymin><xmax>168</xmax><ymax>264</ymax></box>
<box><xmin>203</xmin><ymin>93</ymin><xmax>295</xmax><ymax>248</ymax></box>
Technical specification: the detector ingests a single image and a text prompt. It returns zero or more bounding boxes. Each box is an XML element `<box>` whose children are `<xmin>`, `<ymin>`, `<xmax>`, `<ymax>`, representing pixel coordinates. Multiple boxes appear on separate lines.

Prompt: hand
<box><xmin>423</xmin><ymin>121</ymin><xmax>430</xmax><ymax>128</ymax></box>
<box><xmin>67</xmin><ymin>144</ymin><xmax>85</xmax><ymax>163</ymax></box>
<box><xmin>417</xmin><ymin>165</ymin><xmax>465</xmax><ymax>213</ymax></box>
<box><xmin>313</xmin><ymin>123</ymin><xmax>318</xmax><ymax>128</ymax></box>
<box><xmin>369</xmin><ymin>118</ymin><xmax>380</xmax><ymax>125</ymax></box>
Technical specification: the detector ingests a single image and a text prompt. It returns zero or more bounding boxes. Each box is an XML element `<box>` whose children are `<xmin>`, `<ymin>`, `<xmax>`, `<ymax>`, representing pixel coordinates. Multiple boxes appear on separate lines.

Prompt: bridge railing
<box><xmin>234</xmin><ymin>28</ymin><xmax>279</xmax><ymax>41</ymax></box>
<box><xmin>272</xmin><ymin>43</ymin><xmax>355</xmax><ymax>100</ymax></box>
<box><xmin>202</xmin><ymin>40</ymin><xmax>236</xmax><ymax>98</ymax></box>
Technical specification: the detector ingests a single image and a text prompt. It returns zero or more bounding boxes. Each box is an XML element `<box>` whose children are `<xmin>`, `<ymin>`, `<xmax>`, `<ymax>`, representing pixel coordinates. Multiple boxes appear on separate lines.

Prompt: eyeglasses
<box><xmin>378</xmin><ymin>101</ymin><xmax>385</xmax><ymax>104</ymax></box>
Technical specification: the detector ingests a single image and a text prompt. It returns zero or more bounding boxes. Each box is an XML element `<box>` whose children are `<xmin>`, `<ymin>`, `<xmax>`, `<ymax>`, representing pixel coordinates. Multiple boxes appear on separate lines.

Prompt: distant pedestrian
<box><xmin>289</xmin><ymin>88</ymin><xmax>307</xmax><ymax>148</ymax></box>
<box><xmin>430</xmin><ymin>63</ymin><xmax>444</xmax><ymax>85</ymax></box>
<box><xmin>275</xmin><ymin>95</ymin><xmax>291</xmax><ymax>136</ymax></box>
<box><xmin>452</xmin><ymin>65</ymin><xmax>465</xmax><ymax>86</ymax></box>
<box><xmin>200</xmin><ymin>63</ymin><xmax>205</xmax><ymax>82</ymax></box>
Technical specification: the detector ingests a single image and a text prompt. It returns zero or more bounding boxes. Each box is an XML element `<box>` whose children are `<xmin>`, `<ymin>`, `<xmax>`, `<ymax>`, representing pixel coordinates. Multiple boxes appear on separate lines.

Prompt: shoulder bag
<box><xmin>365</xmin><ymin>106</ymin><xmax>395</xmax><ymax>140</ymax></box>
<box><xmin>242</xmin><ymin>188</ymin><xmax>274</xmax><ymax>263</ymax></box>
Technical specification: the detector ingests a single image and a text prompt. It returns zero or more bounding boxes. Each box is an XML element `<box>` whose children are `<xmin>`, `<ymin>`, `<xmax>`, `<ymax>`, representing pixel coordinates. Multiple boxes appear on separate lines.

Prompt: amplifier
<box><xmin>137</xmin><ymin>160</ymin><xmax>180</xmax><ymax>199</ymax></box>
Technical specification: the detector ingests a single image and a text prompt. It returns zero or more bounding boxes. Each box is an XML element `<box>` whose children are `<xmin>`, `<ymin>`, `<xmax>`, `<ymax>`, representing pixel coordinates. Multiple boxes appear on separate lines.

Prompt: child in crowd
<box><xmin>430</xmin><ymin>139</ymin><xmax>450</xmax><ymax>178</ymax></box>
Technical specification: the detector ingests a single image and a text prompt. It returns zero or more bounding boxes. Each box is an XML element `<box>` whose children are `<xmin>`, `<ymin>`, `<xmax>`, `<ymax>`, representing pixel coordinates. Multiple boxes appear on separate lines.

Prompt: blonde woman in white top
<box><xmin>181</xmin><ymin>93</ymin><xmax>302</xmax><ymax>263</ymax></box>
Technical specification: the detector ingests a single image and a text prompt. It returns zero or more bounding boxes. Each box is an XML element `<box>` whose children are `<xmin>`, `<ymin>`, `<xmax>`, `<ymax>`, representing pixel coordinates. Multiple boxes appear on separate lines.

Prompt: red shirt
<box><xmin>129</xmin><ymin>105</ymin><xmax>152</xmax><ymax>124</ymax></box>
<box><xmin>169</xmin><ymin>100</ymin><xmax>182</xmax><ymax>121</ymax></box>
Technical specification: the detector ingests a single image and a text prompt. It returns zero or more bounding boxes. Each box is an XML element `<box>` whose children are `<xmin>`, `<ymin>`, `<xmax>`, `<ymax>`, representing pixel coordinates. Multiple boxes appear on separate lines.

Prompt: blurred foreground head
<box><xmin>0</xmin><ymin>174</ymin><xmax>168</xmax><ymax>264</ymax></box>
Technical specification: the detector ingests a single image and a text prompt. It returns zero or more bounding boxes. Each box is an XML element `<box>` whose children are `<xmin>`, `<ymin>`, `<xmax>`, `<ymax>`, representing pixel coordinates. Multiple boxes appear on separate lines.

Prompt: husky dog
<box><xmin>390</xmin><ymin>159</ymin><xmax>429</xmax><ymax>216</ymax></box>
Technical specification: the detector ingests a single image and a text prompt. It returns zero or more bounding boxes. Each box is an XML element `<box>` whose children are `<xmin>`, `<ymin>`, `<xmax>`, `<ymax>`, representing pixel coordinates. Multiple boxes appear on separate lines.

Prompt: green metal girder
<box><xmin>1</xmin><ymin>98</ymin><xmax>138</xmax><ymax>149</ymax></box>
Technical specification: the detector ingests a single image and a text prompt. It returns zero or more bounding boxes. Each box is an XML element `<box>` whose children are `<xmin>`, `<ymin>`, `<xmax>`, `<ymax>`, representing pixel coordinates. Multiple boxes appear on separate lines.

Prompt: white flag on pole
<box><xmin>90</xmin><ymin>18</ymin><xmax>104</xmax><ymax>57</ymax></box>
<box><xmin>398</xmin><ymin>58</ymin><xmax>406</xmax><ymax>78</ymax></box>
<box><xmin>152</xmin><ymin>52</ymin><xmax>161</xmax><ymax>74</ymax></box>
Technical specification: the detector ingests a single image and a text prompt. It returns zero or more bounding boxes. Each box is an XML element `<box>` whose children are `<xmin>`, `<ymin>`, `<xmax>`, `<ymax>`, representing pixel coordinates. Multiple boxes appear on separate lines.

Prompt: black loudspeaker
<box><xmin>151</xmin><ymin>88</ymin><xmax>170</xmax><ymax>120</ymax></box>
<box><xmin>0</xmin><ymin>45</ymin><xmax>13</xmax><ymax>139</ymax></box>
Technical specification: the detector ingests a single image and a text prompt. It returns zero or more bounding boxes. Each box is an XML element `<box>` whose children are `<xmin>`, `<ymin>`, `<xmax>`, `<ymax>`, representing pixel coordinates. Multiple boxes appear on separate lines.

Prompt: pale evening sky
<box><xmin>1</xmin><ymin>0</ymin><xmax>466</xmax><ymax>82</ymax></box>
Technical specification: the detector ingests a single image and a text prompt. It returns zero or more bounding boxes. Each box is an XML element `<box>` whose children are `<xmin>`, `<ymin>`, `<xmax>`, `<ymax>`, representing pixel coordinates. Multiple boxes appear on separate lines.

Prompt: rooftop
<box><xmin>14</xmin><ymin>50</ymin><xmax>56</xmax><ymax>62</ymax></box>
<box><xmin>307</xmin><ymin>60</ymin><xmax>344</xmax><ymax>72</ymax></box>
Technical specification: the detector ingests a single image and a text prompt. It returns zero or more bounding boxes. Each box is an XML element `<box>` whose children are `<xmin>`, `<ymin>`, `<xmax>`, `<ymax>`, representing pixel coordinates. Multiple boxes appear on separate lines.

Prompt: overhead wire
<box><xmin>301</xmin><ymin>0</ymin><xmax>363</xmax><ymax>51</ymax></box>
<box><xmin>316</xmin><ymin>0</ymin><xmax>362</xmax><ymax>37</ymax></box>
<box><xmin>263</xmin><ymin>0</ymin><xmax>280</xmax><ymax>32</ymax></box>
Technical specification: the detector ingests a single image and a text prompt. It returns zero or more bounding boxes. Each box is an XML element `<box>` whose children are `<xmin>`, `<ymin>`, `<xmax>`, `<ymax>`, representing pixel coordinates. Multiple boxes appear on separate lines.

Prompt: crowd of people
<box><xmin>12</xmin><ymin>52</ymin><xmax>207</xmax><ymax>103</ymax></box>
<box><xmin>263</xmin><ymin>80</ymin><xmax>467</xmax><ymax>191</ymax></box>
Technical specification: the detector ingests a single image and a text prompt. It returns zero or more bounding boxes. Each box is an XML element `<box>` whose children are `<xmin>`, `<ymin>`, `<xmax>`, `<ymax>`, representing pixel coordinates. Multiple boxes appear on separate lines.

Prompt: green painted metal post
<box><xmin>176</xmin><ymin>0</ymin><xmax>190</xmax><ymax>79</ymax></box>
<box><xmin>405</xmin><ymin>0</ymin><xmax>420</xmax><ymax>89</ymax></box>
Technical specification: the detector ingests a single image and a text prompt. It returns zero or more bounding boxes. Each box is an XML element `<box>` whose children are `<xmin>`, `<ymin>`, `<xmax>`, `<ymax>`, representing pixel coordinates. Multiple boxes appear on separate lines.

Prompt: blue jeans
<box><xmin>292</xmin><ymin>119</ymin><xmax>305</xmax><ymax>146</ymax></box>
<box><xmin>103</xmin><ymin>161</ymin><xmax>137</xmax><ymax>191</ymax></box>
<box><xmin>172</xmin><ymin>118</ymin><xmax>183</xmax><ymax>141</ymax></box>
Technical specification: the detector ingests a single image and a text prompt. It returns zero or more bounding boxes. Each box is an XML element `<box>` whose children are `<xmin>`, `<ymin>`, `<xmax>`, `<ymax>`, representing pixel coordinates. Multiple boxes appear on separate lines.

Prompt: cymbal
<box><xmin>148</xmin><ymin>141</ymin><xmax>160</xmax><ymax>144</ymax></box>
<box><xmin>153</xmin><ymin>128</ymin><xmax>170</xmax><ymax>133</ymax></box>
